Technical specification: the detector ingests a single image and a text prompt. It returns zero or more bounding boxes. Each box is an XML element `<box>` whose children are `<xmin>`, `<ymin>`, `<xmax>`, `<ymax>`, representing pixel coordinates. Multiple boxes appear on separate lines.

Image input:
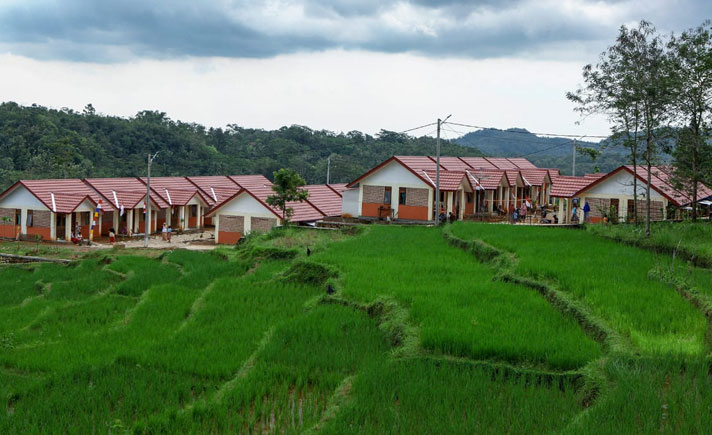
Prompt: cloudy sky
<box><xmin>0</xmin><ymin>0</ymin><xmax>710</xmax><ymax>139</ymax></box>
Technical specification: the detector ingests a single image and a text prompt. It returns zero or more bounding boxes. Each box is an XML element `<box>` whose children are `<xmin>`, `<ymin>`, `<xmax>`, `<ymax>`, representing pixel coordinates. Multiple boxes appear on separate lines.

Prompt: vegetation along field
<box><xmin>1</xmin><ymin>223</ymin><xmax>711</xmax><ymax>433</ymax></box>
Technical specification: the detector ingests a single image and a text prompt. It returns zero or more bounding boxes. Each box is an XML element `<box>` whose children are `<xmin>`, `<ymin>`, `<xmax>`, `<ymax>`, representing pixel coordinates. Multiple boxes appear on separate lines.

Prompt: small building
<box><xmin>206</xmin><ymin>183</ymin><xmax>325</xmax><ymax>244</ymax></box>
<box><xmin>573</xmin><ymin>166</ymin><xmax>712</xmax><ymax>223</ymax></box>
<box><xmin>84</xmin><ymin>177</ymin><xmax>169</xmax><ymax>235</ymax></box>
<box><xmin>346</xmin><ymin>156</ymin><xmax>475</xmax><ymax>221</ymax></box>
<box><xmin>186</xmin><ymin>176</ymin><xmax>242</xmax><ymax>225</ymax></box>
<box><xmin>0</xmin><ymin>179</ymin><xmax>115</xmax><ymax>241</ymax></box>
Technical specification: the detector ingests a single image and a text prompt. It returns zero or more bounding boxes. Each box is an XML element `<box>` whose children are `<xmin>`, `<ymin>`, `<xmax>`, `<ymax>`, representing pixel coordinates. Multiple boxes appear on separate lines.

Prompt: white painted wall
<box><xmin>358</xmin><ymin>160</ymin><xmax>432</xmax><ymax>219</ymax></box>
<box><xmin>213</xmin><ymin>192</ymin><xmax>281</xmax><ymax>243</ymax></box>
<box><xmin>0</xmin><ymin>185</ymin><xmax>47</xmax><ymax>209</ymax></box>
<box><xmin>342</xmin><ymin>188</ymin><xmax>359</xmax><ymax>217</ymax></box>
<box><xmin>585</xmin><ymin>170</ymin><xmax>664</xmax><ymax>199</ymax></box>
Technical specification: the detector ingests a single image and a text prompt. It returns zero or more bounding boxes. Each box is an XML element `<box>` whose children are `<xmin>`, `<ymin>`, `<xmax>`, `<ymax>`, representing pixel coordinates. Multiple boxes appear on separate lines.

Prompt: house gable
<box><xmin>0</xmin><ymin>185</ymin><xmax>48</xmax><ymax>210</ymax></box>
<box><xmin>361</xmin><ymin>160</ymin><xmax>430</xmax><ymax>188</ymax></box>
<box><xmin>218</xmin><ymin>192</ymin><xmax>278</xmax><ymax>217</ymax></box>
<box><xmin>584</xmin><ymin>170</ymin><xmax>664</xmax><ymax>199</ymax></box>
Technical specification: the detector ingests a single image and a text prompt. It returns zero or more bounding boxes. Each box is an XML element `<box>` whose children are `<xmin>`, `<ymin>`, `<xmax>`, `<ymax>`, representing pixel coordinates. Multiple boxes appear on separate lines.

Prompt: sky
<box><xmin>0</xmin><ymin>0</ymin><xmax>710</xmax><ymax>139</ymax></box>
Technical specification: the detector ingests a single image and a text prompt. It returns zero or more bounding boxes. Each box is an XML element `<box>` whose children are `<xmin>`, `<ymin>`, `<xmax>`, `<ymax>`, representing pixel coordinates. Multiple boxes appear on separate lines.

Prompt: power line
<box><xmin>518</xmin><ymin>140</ymin><xmax>574</xmax><ymax>157</ymax></box>
<box><xmin>445</xmin><ymin>121</ymin><xmax>610</xmax><ymax>140</ymax></box>
<box><xmin>399</xmin><ymin>122</ymin><xmax>437</xmax><ymax>134</ymax></box>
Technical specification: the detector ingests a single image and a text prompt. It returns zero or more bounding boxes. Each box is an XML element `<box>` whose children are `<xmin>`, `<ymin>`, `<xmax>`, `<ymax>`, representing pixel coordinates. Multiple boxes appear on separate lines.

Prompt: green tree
<box><xmin>569</xmin><ymin>21</ymin><xmax>673</xmax><ymax>235</ymax></box>
<box><xmin>266</xmin><ymin>168</ymin><xmax>309</xmax><ymax>224</ymax></box>
<box><xmin>667</xmin><ymin>21</ymin><xmax>712</xmax><ymax>220</ymax></box>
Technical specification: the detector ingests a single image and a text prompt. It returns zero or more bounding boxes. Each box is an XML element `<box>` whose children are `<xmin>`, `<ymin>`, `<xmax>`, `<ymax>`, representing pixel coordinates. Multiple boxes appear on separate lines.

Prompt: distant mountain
<box><xmin>455</xmin><ymin>127</ymin><xmax>628</xmax><ymax>175</ymax></box>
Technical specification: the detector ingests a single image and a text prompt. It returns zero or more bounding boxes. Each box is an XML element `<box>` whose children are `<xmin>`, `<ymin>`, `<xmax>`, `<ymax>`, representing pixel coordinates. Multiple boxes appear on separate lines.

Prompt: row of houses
<box><xmin>0</xmin><ymin>174</ymin><xmax>345</xmax><ymax>243</ymax></box>
<box><xmin>1</xmin><ymin>155</ymin><xmax>710</xmax><ymax>244</ymax></box>
<box><xmin>341</xmin><ymin>155</ymin><xmax>557</xmax><ymax>221</ymax></box>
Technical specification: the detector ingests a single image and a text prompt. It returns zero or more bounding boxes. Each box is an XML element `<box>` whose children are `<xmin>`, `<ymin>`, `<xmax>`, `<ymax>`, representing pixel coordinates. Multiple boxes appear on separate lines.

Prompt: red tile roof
<box><xmin>429</xmin><ymin>156</ymin><xmax>472</xmax><ymax>171</ymax></box>
<box><xmin>550</xmin><ymin>176</ymin><xmax>598</xmax><ymax>198</ymax></box>
<box><xmin>518</xmin><ymin>169</ymin><xmax>552</xmax><ymax>186</ymax></box>
<box><xmin>458</xmin><ymin>157</ymin><xmax>499</xmax><ymax>170</ymax></box>
<box><xmin>468</xmin><ymin>169</ymin><xmax>509</xmax><ymax>190</ymax></box>
<box><xmin>484</xmin><ymin>157</ymin><xmax>519</xmax><ymax>170</ymax></box>
<box><xmin>626</xmin><ymin>166</ymin><xmax>712</xmax><ymax>206</ymax></box>
<box><xmin>84</xmin><ymin>177</ymin><xmax>168</xmax><ymax>210</ymax></box>
<box><xmin>505</xmin><ymin>158</ymin><xmax>538</xmax><ymax>169</ymax></box>
<box><xmin>139</xmin><ymin>177</ymin><xmax>211</xmax><ymax>206</ymax></box>
<box><xmin>326</xmin><ymin>184</ymin><xmax>348</xmax><ymax>196</ymax></box>
<box><xmin>208</xmin><ymin>183</ymin><xmax>325</xmax><ymax>223</ymax></box>
<box><xmin>187</xmin><ymin>176</ymin><xmax>240</xmax><ymax>204</ymax></box>
<box><xmin>394</xmin><ymin>155</ymin><xmax>442</xmax><ymax>172</ymax></box>
<box><xmin>4</xmin><ymin>179</ymin><xmax>115</xmax><ymax>214</ymax></box>
<box><xmin>229</xmin><ymin>175</ymin><xmax>273</xmax><ymax>189</ymax></box>
<box><xmin>421</xmin><ymin>170</ymin><xmax>471</xmax><ymax>191</ymax></box>
<box><xmin>303</xmin><ymin>185</ymin><xmax>342</xmax><ymax>216</ymax></box>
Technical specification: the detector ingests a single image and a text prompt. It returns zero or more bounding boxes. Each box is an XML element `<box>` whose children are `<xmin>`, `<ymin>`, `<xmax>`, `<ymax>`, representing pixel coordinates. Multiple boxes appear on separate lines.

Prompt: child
<box><xmin>109</xmin><ymin>227</ymin><xmax>116</xmax><ymax>244</ymax></box>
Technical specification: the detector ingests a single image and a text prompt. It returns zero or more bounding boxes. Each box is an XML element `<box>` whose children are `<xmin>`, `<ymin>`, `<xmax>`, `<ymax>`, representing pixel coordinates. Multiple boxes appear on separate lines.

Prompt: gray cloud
<box><xmin>0</xmin><ymin>0</ymin><xmax>710</xmax><ymax>62</ymax></box>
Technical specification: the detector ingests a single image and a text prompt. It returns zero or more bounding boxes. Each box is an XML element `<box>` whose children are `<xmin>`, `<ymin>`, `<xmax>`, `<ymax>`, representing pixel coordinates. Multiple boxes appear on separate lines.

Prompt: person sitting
<box><xmin>553</xmin><ymin>214</ymin><xmax>559</xmax><ymax>224</ymax></box>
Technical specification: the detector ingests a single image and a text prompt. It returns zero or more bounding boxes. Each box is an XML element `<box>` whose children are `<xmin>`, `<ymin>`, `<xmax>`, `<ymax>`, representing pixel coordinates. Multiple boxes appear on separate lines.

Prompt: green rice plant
<box><xmin>108</xmin><ymin>255</ymin><xmax>180</xmax><ymax>297</ymax></box>
<box><xmin>10</xmin><ymin>294</ymin><xmax>136</xmax><ymax>347</ymax></box>
<box><xmin>588</xmin><ymin>221</ymin><xmax>712</xmax><ymax>267</ymax></box>
<box><xmin>0</xmin><ymin>266</ymin><xmax>43</xmax><ymax>307</ymax></box>
<box><xmin>322</xmin><ymin>358</ymin><xmax>585</xmax><ymax>434</ymax></box>
<box><xmin>165</xmin><ymin>249</ymin><xmax>250</xmax><ymax>289</ymax></box>
<box><xmin>563</xmin><ymin>356</ymin><xmax>712</xmax><ymax>434</ymax></box>
<box><xmin>451</xmin><ymin>223</ymin><xmax>707</xmax><ymax>355</ymax></box>
<box><xmin>0</xmin><ymin>359</ymin><xmax>218</xmax><ymax>434</ymax></box>
<box><xmin>313</xmin><ymin>226</ymin><xmax>601</xmax><ymax>370</ymax></box>
<box><xmin>147</xmin><ymin>274</ymin><xmax>323</xmax><ymax>378</ymax></box>
<box><xmin>145</xmin><ymin>304</ymin><xmax>389</xmax><ymax>433</ymax></box>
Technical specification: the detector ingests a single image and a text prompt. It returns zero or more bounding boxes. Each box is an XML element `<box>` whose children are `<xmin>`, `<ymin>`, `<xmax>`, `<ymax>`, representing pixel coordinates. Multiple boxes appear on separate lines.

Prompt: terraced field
<box><xmin>1</xmin><ymin>224</ymin><xmax>710</xmax><ymax>433</ymax></box>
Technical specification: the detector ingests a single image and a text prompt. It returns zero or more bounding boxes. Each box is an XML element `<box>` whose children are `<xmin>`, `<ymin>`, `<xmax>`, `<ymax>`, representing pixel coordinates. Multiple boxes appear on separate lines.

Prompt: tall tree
<box><xmin>668</xmin><ymin>21</ymin><xmax>712</xmax><ymax>220</ymax></box>
<box><xmin>567</xmin><ymin>24</ymin><xmax>644</xmax><ymax>223</ymax></box>
<box><xmin>568</xmin><ymin>21</ymin><xmax>672</xmax><ymax>235</ymax></box>
<box><xmin>266</xmin><ymin>168</ymin><xmax>309</xmax><ymax>224</ymax></box>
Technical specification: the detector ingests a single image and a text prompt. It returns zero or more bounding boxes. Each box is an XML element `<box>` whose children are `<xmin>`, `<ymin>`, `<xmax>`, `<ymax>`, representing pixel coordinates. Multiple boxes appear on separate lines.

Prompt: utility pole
<box><xmin>326</xmin><ymin>157</ymin><xmax>331</xmax><ymax>185</ymax></box>
<box><xmin>435</xmin><ymin>114</ymin><xmax>451</xmax><ymax>226</ymax></box>
<box><xmin>572</xmin><ymin>140</ymin><xmax>577</xmax><ymax>177</ymax></box>
<box><xmin>145</xmin><ymin>152</ymin><xmax>158</xmax><ymax>248</ymax></box>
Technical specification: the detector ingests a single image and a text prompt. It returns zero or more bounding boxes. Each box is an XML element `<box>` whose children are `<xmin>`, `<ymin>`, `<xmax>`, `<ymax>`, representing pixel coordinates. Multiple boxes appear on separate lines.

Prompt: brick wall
<box><xmin>363</xmin><ymin>185</ymin><xmax>385</xmax><ymax>203</ymax></box>
<box><xmin>627</xmin><ymin>200</ymin><xmax>664</xmax><ymax>221</ymax></box>
<box><xmin>251</xmin><ymin>217</ymin><xmax>277</xmax><ymax>233</ymax></box>
<box><xmin>586</xmin><ymin>198</ymin><xmax>611</xmax><ymax>218</ymax></box>
<box><xmin>405</xmin><ymin>188</ymin><xmax>429</xmax><ymax>207</ymax></box>
<box><xmin>33</xmin><ymin>210</ymin><xmax>51</xmax><ymax>228</ymax></box>
<box><xmin>0</xmin><ymin>207</ymin><xmax>13</xmax><ymax>221</ymax></box>
<box><xmin>219</xmin><ymin>215</ymin><xmax>244</xmax><ymax>233</ymax></box>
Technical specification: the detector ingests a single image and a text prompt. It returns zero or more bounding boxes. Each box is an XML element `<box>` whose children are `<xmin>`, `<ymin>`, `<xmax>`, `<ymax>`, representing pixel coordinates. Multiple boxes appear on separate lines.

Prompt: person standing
<box><xmin>583</xmin><ymin>201</ymin><xmax>591</xmax><ymax>223</ymax></box>
<box><xmin>109</xmin><ymin>227</ymin><xmax>116</xmax><ymax>244</ymax></box>
<box><xmin>520</xmin><ymin>201</ymin><xmax>527</xmax><ymax>223</ymax></box>
<box><xmin>161</xmin><ymin>222</ymin><xmax>168</xmax><ymax>241</ymax></box>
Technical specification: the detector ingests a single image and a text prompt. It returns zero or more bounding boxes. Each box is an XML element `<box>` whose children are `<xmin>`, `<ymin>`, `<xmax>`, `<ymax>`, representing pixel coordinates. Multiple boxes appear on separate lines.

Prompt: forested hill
<box><xmin>0</xmin><ymin>102</ymin><xmax>484</xmax><ymax>190</ymax></box>
<box><xmin>456</xmin><ymin>128</ymin><xmax>628</xmax><ymax>175</ymax></box>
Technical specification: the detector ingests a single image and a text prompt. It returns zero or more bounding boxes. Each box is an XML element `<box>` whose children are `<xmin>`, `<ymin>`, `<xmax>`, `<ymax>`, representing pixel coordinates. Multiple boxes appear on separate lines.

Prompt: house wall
<box><xmin>357</xmin><ymin>161</ymin><xmax>433</xmax><ymax>221</ymax></box>
<box><xmin>0</xmin><ymin>186</ymin><xmax>56</xmax><ymax>239</ymax></box>
<box><xmin>579</xmin><ymin>171</ymin><xmax>668</xmax><ymax>222</ymax></box>
<box><xmin>341</xmin><ymin>189</ymin><xmax>359</xmax><ymax>217</ymax></box>
<box><xmin>213</xmin><ymin>193</ymin><xmax>281</xmax><ymax>244</ymax></box>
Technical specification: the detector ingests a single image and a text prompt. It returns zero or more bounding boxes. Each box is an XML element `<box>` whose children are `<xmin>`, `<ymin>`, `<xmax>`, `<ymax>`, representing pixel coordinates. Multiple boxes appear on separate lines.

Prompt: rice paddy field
<box><xmin>1</xmin><ymin>223</ymin><xmax>711</xmax><ymax>433</ymax></box>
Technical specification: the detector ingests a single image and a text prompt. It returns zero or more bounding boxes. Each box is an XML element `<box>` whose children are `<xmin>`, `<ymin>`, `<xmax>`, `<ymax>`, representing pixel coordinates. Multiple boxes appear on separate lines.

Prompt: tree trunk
<box><xmin>645</xmin><ymin>139</ymin><xmax>652</xmax><ymax>238</ymax></box>
<box><xmin>692</xmin><ymin>128</ymin><xmax>699</xmax><ymax>221</ymax></box>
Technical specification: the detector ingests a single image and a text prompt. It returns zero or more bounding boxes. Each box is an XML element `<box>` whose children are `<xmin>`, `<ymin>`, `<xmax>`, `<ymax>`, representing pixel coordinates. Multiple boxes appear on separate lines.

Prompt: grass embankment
<box><xmin>314</xmin><ymin>225</ymin><xmax>601</xmax><ymax>370</ymax></box>
<box><xmin>588</xmin><ymin>221</ymin><xmax>712</xmax><ymax>268</ymax></box>
<box><xmin>450</xmin><ymin>223</ymin><xmax>707</xmax><ymax>355</ymax></box>
<box><xmin>1</xmin><ymin>226</ymin><xmax>595</xmax><ymax>433</ymax></box>
<box><xmin>449</xmin><ymin>222</ymin><xmax>712</xmax><ymax>432</ymax></box>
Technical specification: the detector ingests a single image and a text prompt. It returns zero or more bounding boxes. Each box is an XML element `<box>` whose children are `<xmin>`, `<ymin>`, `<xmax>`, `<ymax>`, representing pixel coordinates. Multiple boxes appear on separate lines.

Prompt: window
<box><xmin>26</xmin><ymin>210</ymin><xmax>33</xmax><ymax>227</ymax></box>
<box><xmin>15</xmin><ymin>209</ymin><xmax>21</xmax><ymax>226</ymax></box>
<box><xmin>384</xmin><ymin>187</ymin><xmax>392</xmax><ymax>205</ymax></box>
<box><xmin>399</xmin><ymin>188</ymin><xmax>406</xmax><ymax>205</ymax></box>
